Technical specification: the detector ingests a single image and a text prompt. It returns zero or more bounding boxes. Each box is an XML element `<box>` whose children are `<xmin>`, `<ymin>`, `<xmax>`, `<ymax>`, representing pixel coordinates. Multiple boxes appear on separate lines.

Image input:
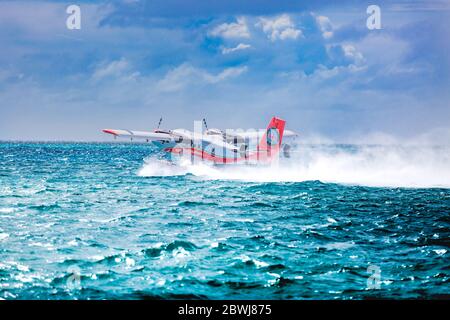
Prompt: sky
<box><xmin>0</xmin><ymin>0</ymin><xmax>449</xmax><ymax>143</ymax></box>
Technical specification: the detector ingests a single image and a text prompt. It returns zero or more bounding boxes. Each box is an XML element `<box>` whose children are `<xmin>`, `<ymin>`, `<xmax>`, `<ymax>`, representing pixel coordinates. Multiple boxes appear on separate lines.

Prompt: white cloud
<box><xmin>316</xmin><ymin>15</ymin><xmax>333</xmax><ymax>39</ymax></box>
<box><xmin>221</xmin><ymin>43</ymin><xmax>251</xmax><ymax>54</ymax></box>
<box><xmin>325</xmin><ymin>43</ymin><xmax>365</xmax><ymax>67</ymax></box>
<box><xmin>210</xmin><ymin>17</ymin><xmax>250</xmax><ymax>39</ymax></box>
<box><xmin>342</xmin><ymin>44</ymin><xmax>364</xmax><ymax>64</ymax></box>
<box><xmin>206</xmin><ymin>66</ymin><xmax>248</xmax><ymax>83</ymax></box>
<box><xmin>311</xmin><ymin>64</ymin><xmax>366</xmax><ymax>80</ymax></box>
<box><xmin>256</xmin><ymin>14</ymin><xmax>302</xmax><ymax>41</ymax></box>
<box><xmin>157</xmin><ymin>63</ymin><xmax>248</xmax><ymax>92</ymax></box>
<box><xmin>92</xmin><ymin>58</ymin><xmax>139</xmax><ymax>81</ymax></box>
<box><xmin>278</xmin><ymin>27</ymin><xmax>302</xmax><ymax>40</ymax></box>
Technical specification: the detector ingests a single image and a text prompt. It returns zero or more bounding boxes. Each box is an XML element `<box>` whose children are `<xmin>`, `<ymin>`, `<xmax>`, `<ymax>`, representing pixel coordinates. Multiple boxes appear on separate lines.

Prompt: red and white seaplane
<box><xmin>102</xmin><ymin>117</ymin><xmax>297</xmax><ymax>165</ymax></box>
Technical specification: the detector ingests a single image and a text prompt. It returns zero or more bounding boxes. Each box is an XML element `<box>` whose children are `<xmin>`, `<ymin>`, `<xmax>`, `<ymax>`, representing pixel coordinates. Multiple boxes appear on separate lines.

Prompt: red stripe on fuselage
<box><xmin>164</xmin><ymin>147</ymin><xmax>280</xmax><ymax>163</ymax></box>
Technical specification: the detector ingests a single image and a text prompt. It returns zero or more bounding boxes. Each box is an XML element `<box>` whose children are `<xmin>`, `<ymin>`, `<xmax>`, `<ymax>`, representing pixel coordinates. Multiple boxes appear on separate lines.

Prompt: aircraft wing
<box><xmin>224</xmin><ymin>129</ymin><xmax>298</xmax><ymax>140</ymax></box>
<box><xmin>102</xmin><ymin>129</ymin><xmax>174</xmax><ymax>141</ymax></box>
<box><xmin>283</xmin><ymin>129</ymin><xmax>298</xmax><ymax>137</ymax></box>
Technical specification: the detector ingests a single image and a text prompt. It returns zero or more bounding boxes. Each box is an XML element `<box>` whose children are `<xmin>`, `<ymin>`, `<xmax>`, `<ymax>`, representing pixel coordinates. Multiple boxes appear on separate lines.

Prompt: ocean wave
<box><xmin>1</xmin><ymin>142</ymin><xmax>449</xmax><ymax>299</ymax></box>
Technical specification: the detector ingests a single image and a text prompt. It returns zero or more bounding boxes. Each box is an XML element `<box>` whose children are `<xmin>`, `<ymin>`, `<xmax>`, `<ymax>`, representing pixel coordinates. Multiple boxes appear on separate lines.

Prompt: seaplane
<box><xmin>102</xmin><ymin>117</ymin><xmax>297</xmax><ymax>165</ymax></box>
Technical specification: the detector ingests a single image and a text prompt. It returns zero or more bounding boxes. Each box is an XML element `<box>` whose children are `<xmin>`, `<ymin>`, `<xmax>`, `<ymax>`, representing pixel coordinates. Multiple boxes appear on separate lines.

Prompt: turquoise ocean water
<box><xmin>0</xmin><ymin>142</ymin><xmax>449</xmax><ymax>299</ymax></box>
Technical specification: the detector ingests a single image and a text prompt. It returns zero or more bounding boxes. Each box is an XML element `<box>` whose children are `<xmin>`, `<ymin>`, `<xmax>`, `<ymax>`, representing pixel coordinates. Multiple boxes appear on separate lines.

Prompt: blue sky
<box><xmin>0</xmin><ymin>0</ymin><xmax>449</xmax><ymax>142</ymax></box>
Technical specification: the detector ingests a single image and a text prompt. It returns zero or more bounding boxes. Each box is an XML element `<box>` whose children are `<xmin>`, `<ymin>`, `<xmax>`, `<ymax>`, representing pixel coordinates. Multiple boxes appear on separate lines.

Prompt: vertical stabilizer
<box><xmin>257</xmin><ymin>117</ymin><xmax>286</xmax><ymax>159</ymax></box>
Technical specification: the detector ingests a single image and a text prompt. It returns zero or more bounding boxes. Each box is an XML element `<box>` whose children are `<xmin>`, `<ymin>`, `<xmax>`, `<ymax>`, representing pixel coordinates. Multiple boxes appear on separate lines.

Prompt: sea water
<box><xmin>0</xmin><ymin>142</ymin><xmax>449</xmax><ymax>299</ymax></box>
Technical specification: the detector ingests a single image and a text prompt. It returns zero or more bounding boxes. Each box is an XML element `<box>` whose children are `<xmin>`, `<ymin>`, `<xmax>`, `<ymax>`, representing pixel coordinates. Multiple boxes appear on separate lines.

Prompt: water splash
<box><xmin>138</xmin><ymin>145</ymin><xmax>450</xmax><ymax>188</ymax></box>
<box><xmin>138</xmin><ymin>158</ymin><xmax>188</xmax><ymax>177</ymax></box>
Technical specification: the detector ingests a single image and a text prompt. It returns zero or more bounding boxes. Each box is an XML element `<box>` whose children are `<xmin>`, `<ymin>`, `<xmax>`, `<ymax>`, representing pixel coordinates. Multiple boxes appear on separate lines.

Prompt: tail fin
<box><xmin>257</xmin><ymin>117</ymin><xmax>286</xmax><ymax>156</ymax></box>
